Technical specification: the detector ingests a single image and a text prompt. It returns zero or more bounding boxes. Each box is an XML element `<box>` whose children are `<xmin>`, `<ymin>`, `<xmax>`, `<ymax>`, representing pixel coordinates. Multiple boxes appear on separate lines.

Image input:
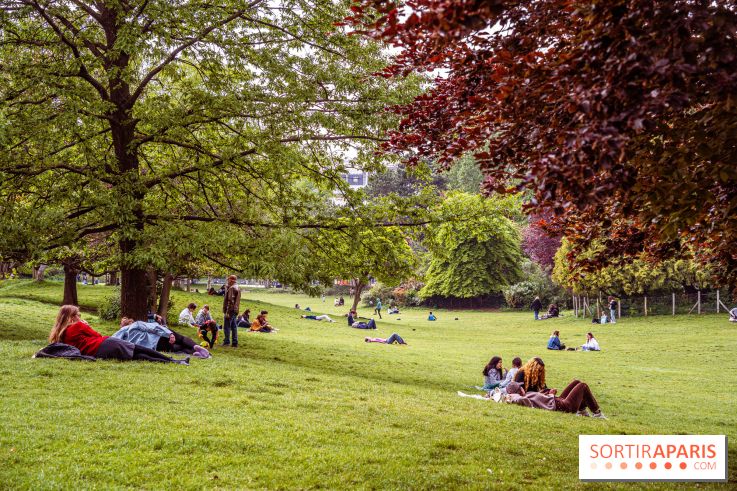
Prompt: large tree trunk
<box><xmin>157</xmin><ymin>273</ymin><xmax>174</xmax><ymax>320</ymax></box>
<box><xmin>36</xmin><ymin>264</ymin><xmax>47</xmax><ymax>281</ymax></box>
<box><xmin>62</xmin><ymin>263</ymin><xmax>79</xmax><ymax>306</ymax></box>
<box><xmin>351</xmin><ymin>279</ymin><xmax>366</xmax><ymax>312</ymax></box>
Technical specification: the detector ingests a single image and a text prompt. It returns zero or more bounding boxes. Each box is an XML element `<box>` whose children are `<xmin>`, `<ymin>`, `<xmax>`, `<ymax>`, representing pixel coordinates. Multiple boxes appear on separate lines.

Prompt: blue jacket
<box><xmin>112</xmin><ymin>321</ymin><xmax>172</xmax><ymax>350</ymax></box>
<box><xmin>547</xmin><ymin>336</ymin><xmax>563</xmax><ymax>350</ymax></box>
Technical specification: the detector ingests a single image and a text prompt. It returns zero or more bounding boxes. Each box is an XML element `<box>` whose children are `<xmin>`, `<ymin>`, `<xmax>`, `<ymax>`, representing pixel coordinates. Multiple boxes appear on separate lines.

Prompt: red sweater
<box><xmin>61</xmin><ymin>321</ymin><xmax>108</xmax><ymax>356</ymax></box>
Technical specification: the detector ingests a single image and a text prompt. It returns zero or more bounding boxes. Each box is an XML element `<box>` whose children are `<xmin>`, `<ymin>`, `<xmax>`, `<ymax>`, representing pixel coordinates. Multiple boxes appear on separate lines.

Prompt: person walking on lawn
<box><xmin>222</xmin><ymin>275</ymin><xmax>241</xmax><ymax>347</ymax></box>
<box><xmin>374</xmin><ymin>298</ymin><xmax>383</xmax><ymax>319</ymax></box>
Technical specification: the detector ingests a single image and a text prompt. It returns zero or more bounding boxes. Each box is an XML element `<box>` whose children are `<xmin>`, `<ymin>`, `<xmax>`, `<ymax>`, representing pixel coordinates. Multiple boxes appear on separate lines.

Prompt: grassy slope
<box><xmin>0</xmin><ymin>281</ymin><xmax>735</xmax><ymax>490</ymax></box>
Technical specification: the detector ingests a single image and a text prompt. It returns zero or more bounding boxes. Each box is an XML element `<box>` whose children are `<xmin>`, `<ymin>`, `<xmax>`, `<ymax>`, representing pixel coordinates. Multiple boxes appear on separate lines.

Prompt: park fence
<box><xmin>569</xmin><ymin>290</ymin><xmax>734</xmax><ymax>319</ymax></box>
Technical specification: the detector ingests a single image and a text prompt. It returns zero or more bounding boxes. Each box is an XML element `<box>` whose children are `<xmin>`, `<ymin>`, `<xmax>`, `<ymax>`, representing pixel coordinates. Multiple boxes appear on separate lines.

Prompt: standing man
<box><xmin>222</xmin><ymin>275</ymin><xmax>241</xmax><ymax>347</ymax></box>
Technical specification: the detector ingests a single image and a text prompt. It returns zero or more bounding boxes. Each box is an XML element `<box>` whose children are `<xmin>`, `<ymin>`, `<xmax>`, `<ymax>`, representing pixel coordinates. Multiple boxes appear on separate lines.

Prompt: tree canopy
<box><xmin>0</xmin><ymin>0</ymin><xmax>420</xmax><ymax>317</ymax></box>
<box><xmin>348</xmin><ymin>0</ymin><xmax>737</xmax><ymax>293</ymax></box>
<box><xmin>420</xmin><ymin>192</ymin><xmax>523</xmax><ymax>300</ymax></box>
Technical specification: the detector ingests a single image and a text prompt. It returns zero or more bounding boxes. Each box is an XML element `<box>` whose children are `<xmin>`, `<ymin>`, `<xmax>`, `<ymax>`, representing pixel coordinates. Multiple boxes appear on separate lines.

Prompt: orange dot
<box><xmin>635</xmin><ymin>462</ymin><xmax>643</xmax><ymax>469</ymax></box>
<box><xmin>590</xmin><ymin>463</ymin><xmax>597</xmax><ymax>470</ymax></box>
<box><xmin>605</xmin><ymin>462</ymin><xmax>613</xmax><ymax>469</ymax></box>
<box><xmin>620</xmin><ymin>462</ymin><xmax>627</xmax><ymax>469</ymax></box>
<box><xmin>665</xmin><ymin>462</ymin><xmax>672</xmax><ymax>470</ymax></box>
<box><xmin>650</xmin><ymin>462</ymin><xmax>657</xmax><ymax>469</ymax></box>
<box><xmin>680</xmin><ymin>462</ymin><xmax>687</xmax><ymax>470</ymax></box>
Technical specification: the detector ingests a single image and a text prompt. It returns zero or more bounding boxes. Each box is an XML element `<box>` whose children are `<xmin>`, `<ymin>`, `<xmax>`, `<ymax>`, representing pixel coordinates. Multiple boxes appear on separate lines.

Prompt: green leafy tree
<box><xmin>0</xmin><ymin>0</ymin><xmax>417</xmax><ymax>318</ymax></box>
<box><xmin>420</xmin><ymin>192</ymin><xmax>523</xmax><ymax>300</ymax></box>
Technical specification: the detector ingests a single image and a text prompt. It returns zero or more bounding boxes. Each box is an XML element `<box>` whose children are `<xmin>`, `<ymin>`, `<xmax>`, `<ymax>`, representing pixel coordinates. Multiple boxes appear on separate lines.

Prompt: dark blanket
<box><xmin>33</xmin><ymin>343</ymin><xmax>96</xmax><ymax>361</ymax></box>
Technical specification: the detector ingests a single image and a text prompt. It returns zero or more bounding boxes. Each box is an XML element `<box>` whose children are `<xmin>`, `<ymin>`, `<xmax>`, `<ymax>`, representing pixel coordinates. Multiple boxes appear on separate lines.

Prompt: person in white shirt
<box><xmin>178</xmin><ymin>303</ymin><xmax>197</xmax><ymax>327</ymax></box>
<box><xmin>729</xmin><ymin>307</ymin><xmax>737</xmax><ymax>322</ymax></box>
<box><xmin>581</xmin><ymin>332</ymin><xmax>601</xmax><ymax>351</ymax></box>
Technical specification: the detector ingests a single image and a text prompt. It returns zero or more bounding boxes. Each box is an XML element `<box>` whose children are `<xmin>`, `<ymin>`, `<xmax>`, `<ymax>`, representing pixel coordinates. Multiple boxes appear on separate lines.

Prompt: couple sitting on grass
<box><xmin>547</xmin><ymin>331</ymin><xmax>600</xmax><ymax>351</ymax></box>
<box><xmin>49</xmin><ymin>305</ymin><xmax>210</xmax><ymax>365</ymax></box>
<box><xmin>463</xmin><ymin>356</ymin><xmax>606</xmax><ymax>418</ymax></box>
<box><xmin>347</xmin><ymin>310</ymin><xmax>377</xmax><ymax>329</ymax></box>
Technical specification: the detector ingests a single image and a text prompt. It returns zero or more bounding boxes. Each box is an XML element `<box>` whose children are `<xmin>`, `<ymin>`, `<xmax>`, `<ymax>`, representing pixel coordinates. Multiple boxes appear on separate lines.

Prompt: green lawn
<box><xmin>1</xmin><ymin>280</ymin><xmax>735</xmax><ymax>489</ymax></box>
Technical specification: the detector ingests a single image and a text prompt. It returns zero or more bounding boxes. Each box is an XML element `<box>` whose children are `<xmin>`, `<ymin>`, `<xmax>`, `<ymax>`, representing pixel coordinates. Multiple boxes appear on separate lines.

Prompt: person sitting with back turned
<box><xmin>428</xmin><ymin>311</ymin><xmax>437</xmax><ymax>321</ymax></box>
<box><xmin>729</xmin><ymin>307</ymin><xmax>737</xmax><ymax>322</ymax></box>
<box><xmin>547</xmin><ymin>330</ymin><xmax>565</xmax><ymax>350</ymax></box>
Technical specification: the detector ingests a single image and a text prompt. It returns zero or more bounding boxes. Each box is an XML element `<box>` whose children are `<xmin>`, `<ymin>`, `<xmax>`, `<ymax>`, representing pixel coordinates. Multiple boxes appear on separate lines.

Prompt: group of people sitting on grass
<box><xmin>547</xmin><ymin>330</ymin><xmax>600</xmax><ymax>351</ymax></box>
<box><xmin>463</xmin><ymin>355</ymin><xmax>606</xmax><ymax>418</ymax></box>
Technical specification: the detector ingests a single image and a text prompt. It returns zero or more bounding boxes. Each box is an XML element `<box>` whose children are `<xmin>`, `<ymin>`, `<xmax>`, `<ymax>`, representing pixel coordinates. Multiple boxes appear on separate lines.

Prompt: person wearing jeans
<box><xmin>608</xmin><ymin>296</ymin><xmax>618</xmax><ymax>324</ymax></box>
<box><xmin>364</xmin><ymin>333</ymin><xmax>406</xmax><ymax>344</ymax></box>
<box><xmin>222</xmin><ymin>275</ymin><xmax>241</xmax><ymax>347</ymax></box>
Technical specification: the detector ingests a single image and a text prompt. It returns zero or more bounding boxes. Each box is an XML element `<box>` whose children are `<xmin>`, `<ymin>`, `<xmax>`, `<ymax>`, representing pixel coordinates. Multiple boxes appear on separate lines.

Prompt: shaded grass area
<box><xmin>1</xmin><ymin>280</ymin><xmax>736</xmax><ymax>489</ymax></box>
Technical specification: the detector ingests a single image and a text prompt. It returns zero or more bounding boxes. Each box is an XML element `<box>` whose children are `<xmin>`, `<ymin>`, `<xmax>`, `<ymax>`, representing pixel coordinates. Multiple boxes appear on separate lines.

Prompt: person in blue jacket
<box><xmin>428</xmin><ymin>312</ymin><xmax>437</xmax><ymax>321</ymax></box>
<box><xmin>547</xmin><ymin>330</ymin><xmax>565</xmax><ymax>350</ymax></box>
<box><xmin>114</xmin><ymin>317</ymin><xmax>210</xmax><ymax>358</ymax></box>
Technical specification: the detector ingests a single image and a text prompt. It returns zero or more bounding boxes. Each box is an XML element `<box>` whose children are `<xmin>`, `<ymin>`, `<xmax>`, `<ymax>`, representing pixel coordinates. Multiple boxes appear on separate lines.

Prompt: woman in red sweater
<box><xmin>49</xmin><ymin>305</ymin><xmax>188</xmax><ymax>364</ymax></box>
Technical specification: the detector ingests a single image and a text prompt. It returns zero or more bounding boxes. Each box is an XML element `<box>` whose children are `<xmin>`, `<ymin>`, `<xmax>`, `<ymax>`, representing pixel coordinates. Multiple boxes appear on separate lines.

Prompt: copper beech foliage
<box><xmin>348</xmin><ymin>0</ymin><xmax>737</xmax><ymax>293</ymax></box>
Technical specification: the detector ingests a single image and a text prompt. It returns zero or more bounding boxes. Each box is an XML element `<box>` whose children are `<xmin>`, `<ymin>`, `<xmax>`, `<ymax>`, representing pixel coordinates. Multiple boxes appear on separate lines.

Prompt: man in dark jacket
<box><xmin>222</xmin><ymin>275</ymin><xmax>241</xmax><ymax>347</ymax></box>
<box><xmin>531</xmin><ymin>296</ymin><xmax>543</xmax><ymax>320</ymax></box>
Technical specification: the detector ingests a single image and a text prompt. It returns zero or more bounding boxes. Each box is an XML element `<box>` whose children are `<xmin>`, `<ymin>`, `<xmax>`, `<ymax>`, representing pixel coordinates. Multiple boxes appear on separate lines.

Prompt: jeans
<box><xmin>610</xmin><ymin>309</ymin><xmax>616</xmax><ymax>323</ymax></box>
<box><xmin>385</xmin><ymin>333</ymin><xmax>405</xmax><ymax>344</ymax></box>
<box><xmin>223</xmin><ymin>314</ymin><xmax>238</xmax><ymax>346</ymax></box>
<box><xmin>534</xmin><ymin>310</ymin><xmax>539</xmax><ymax>320</ymax></box>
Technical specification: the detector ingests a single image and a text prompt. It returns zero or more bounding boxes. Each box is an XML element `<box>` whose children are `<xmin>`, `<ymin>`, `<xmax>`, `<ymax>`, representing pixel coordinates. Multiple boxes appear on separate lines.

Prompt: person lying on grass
<box><xmin>504</xmin><ymin>381</ymin><xmax>606</xmax><ymax>418</ymax></box>
<box><xmin>49</xmin><ymin>305</ymin><xmax>189</xmax><ymax>365</ymax></box>
<box><xmin>547</xmin><ymin>330</ymin><xmax>565</xmax><ymax>350</ymax></box>
<box><xmin>364</xmin><ymin>333</ymin><xmax>406</xmax><ymax>344</ymax></box>
<box><xmin>301</xmin><ymin>314</ymin><xmax>335</xmax><ymax>322</ymax></box>
<box><xmin>514</xmin><ymin>357</ymin><xmax>554</xmax><ymax>394</ymax></box>
<box><xmin>347</xmin><ymin>311</ymin><xmax>375</xmax><ymax>329</ymax></box>
<box><xmin>116</xmin><ymin>317</ymin><xmax>210</xmax><ymax>358</ymax></box>
<box><xmin>251</xmin><ymin>310</ymin><xmax>276</xmax><ymax>333</ymax></box>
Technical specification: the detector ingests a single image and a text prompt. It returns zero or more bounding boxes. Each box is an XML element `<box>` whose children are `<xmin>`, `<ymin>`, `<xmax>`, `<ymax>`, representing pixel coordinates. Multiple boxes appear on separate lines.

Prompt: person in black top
<box><xmin>608</xmin><ymin>296</ymin><xmax>618</xmax><ymax>324</ymax></box>
<box><xmin>531</xmin><ymin>296</ymin><xmax>543</xmax><ymax>320</ymax></box>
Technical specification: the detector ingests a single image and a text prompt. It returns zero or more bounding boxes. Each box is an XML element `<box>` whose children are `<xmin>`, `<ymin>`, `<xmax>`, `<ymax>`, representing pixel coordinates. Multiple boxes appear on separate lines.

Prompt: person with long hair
<box><xmin>50</xmin><ymin>305</ymin><xmax>189</xmax><ymax>364</ymax></box>
<box><xmin>504</xmin><ymin>380</ymin><xmax>606</xmax><ymax>418</ymax></box>
<box><xmin>581</xmin><ymin>332</ymin><xmax>601</xmax><ymax>351</ymax></box>
<box><xmin>482</xmin><ymin>356</ymin><xmax>506</xmax><ymax>390</ymax></box>
<box><xmin>514</xmin><ymin>357</ymin><xmax>552</xmax><ymax>393</ymax></box>
<box><xmin>547</xmin><ymin>330</ymin><xmax>565</xmax><ymax>350</ymax></box>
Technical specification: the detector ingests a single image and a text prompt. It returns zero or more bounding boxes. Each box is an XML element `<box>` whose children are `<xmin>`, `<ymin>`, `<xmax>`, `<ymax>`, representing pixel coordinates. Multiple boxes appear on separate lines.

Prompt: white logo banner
<box><xmin>579</xmin><ymin>435</ymin><xmax>727</xmax><ymax>482</ymax></box>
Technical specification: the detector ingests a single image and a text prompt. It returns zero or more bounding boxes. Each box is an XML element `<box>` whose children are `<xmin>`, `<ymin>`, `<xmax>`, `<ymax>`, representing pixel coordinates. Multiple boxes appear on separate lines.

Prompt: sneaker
<box><xmin>231</xmin><ymin>344</ymin><xmax>238</xmax><ymax>348</ymax></box>
<box><xmin>222</xmin><ymin>342</ymin><xmax>230</xmax><ymax>347</ymax></box>
<box><xmin>576</xmin><ymin>409</ymin><xmax>591</xmax><ymax>417</ymax></box>
<box><xmin>175</xmin><ymin>356</ymin><xmax>190</xmax><ymax>366</ymax></box>
<box><xmin>591</xmin><ymin>410</ymin><xmax>607</xmax><ymax>419</ymax></box>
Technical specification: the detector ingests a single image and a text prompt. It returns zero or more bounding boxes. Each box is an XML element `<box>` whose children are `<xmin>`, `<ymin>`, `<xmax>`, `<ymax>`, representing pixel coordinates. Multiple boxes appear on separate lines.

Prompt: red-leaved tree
<box><xmin>521</xmin><ymin>214</ymin><xmax>561</xmax><ymax>271</ymax></box>
<box><xmin>348</xmin><ymin>0</ymin><xmax>737</xmax><ymax>292</ymax></box>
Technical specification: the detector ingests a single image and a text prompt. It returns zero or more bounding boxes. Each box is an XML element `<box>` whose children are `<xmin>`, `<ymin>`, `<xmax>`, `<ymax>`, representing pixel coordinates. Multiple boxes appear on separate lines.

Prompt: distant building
<box><xmin>342</xmin><ymin>171</ymin><xmax>369</xmax><ymax>189</ymax></box>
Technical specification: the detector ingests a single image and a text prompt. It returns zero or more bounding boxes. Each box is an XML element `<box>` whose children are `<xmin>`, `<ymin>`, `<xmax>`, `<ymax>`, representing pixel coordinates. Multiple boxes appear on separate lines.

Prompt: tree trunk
<box><xmin>157</xmin><ymin>273</ymin><xmax>174</xmax><ymax>320</ymax></box>
<box><xmin>109</xmin><ymin>271</ymin><xmax>119</xmax><ymax>286</ymax></box>
<box><xmin>62</xmin><ymin>263</ymin><xmax>79</xmax><ymax>306</ymax></box>
<box><xmin>36</xmin><ymin>264</ymin><xmax>47</xmax><ymax>281</ymax></box>
<box><xmin>146</xmin><ymin>268</ymin><xmax>158</xmax><ymax>316</ymax></box>
<box><xmin>351</xmin><ymin>280</ymin><xmax>366</xmax><ymax>312</ymax></box>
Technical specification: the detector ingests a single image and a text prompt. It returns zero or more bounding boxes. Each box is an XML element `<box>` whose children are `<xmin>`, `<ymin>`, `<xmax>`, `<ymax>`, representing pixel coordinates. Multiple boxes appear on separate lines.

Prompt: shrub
<box><xmin>98</xmin><ymin>289</ymin><xmax>121</xmax><ymax>321</ymax></box>
<box><xmin>503</xmin><ymin>260</ymin><xmax>567</xmax><ymax>308</ymax></box>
